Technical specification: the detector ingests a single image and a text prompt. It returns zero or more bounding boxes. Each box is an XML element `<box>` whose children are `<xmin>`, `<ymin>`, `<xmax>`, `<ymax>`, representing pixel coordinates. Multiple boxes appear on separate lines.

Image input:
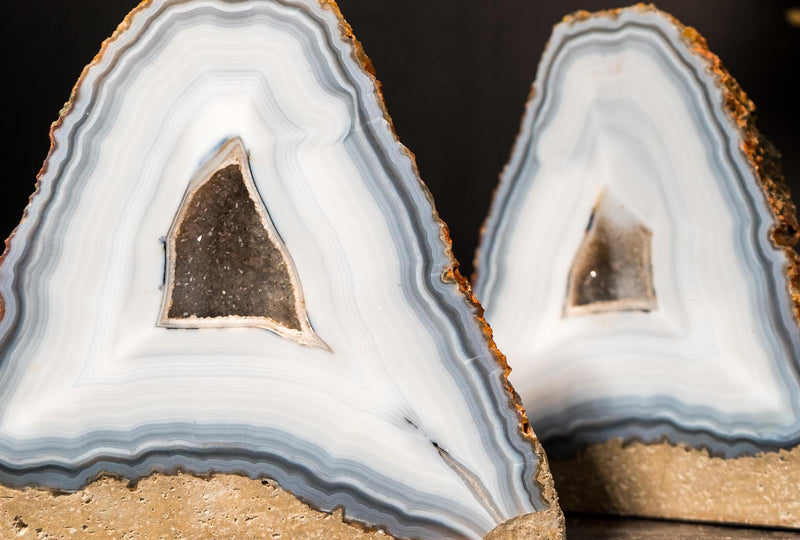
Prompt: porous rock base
<box><xmin>551</xmin><ymin>440</ymin><xmax>800</xmax><ymax>529</ymax></box>
<box><xmin>0</xmin><ymin>473</ymin><xmax>387</xmax><ymax>539</ymax></box>
<box><xmin>0</xmin><ymin>473</ymin><xmax>563</xmax><ymax>539</ymax></box>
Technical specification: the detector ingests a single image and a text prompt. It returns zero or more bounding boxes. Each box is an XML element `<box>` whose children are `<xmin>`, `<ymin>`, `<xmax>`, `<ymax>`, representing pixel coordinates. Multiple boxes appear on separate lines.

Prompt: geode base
<box><xmin>551</xmin><ymin>440</ymin><xmax>800</xmax><ymax>528</ymax></box>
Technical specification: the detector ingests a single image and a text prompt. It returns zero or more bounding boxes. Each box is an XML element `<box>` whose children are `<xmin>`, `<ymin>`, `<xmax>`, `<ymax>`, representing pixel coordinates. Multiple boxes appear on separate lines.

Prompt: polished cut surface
<box><xmin>474</xmin><ymin>4</ymin><xmax>800</xmax><ymax>526</ymax></box>
<box><xmin>0</xmin><ymin>1</ymin><xmax>561</xmax><ymax>538</ymax></box>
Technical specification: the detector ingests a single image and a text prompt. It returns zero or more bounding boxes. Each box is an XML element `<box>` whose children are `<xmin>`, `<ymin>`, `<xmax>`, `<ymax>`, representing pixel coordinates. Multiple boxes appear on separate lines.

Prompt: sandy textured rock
<box><xmin>485</xmin><ymin>444</ymin><xmax>565</xmax><ymax>540</ymax></box>
<box><xmin>0</xmin><ymin>473</ymin><xmax>390</xmax><ymax>539</ymax></box>
<box><xmin>0</xmin><ymin>472</ymin><xmax>568</xmax><ymax>539</ymax></box>
<box><xmin>484</xmin><ymin>506</ymin><xmax>564</xmax><ymax>540</ymax></box>
<box><xmin>552</xmin><ymin>440</ymin><xmax>800</xmax><ymax>528</ymax></box>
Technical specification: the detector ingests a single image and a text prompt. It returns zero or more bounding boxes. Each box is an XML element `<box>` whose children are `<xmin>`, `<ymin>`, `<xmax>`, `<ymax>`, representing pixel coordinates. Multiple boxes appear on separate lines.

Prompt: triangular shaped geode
<box><xmin>475</xmin><ymin>5</ymin><xmax>800</xmax><ymax>528</ymax></box>
<box><xmin>0</xmin><ymin>1</ymin><xmax>562</xmax><ymax>538</ymax></box>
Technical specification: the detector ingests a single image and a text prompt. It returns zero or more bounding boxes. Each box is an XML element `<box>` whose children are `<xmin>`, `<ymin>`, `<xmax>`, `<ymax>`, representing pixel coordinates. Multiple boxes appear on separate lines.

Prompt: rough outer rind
<box><xmin>440</xmin><ymin>241</ymin><xmax>563</xmax><ymax>538</ymax></box>
<box><xmin>0</xmin><ymin>0</ymin><xmax>563</xmax><ymax>537</ymax></box>
<box><xmin>552</xmin><ymin>439</ymin><xmax>800</xmax><ymax>528</ymax></box>
<box><xmin>484</xmin><ymin>501</ymin><xmax>565</xmax><ymax>540</ymax></box>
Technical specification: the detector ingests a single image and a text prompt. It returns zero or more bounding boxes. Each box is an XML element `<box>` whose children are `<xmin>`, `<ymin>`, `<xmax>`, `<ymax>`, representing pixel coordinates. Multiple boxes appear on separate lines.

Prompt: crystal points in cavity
<box><xmin>160</xmin><ymin>138</ymin><xmax>322</xmax><ymax>348</ymax></box>
<box><xmin>167</xmin><ymin>161</ymin><xmax>290</xmax><ymax>323</ymax></box>
<box><xmin>474</xmin><ymin>5</ymin><xmax>800</xmax><ymax>528</ymax></box>
<box><xmin>566</xmin><ymin>190</ymin><xmax>656</xmax><ymax>316</ymax></box>
<box><xmin>0</xmin><ymin>1</ymin><xmax>561</xmax><ymax>538</ymax></box>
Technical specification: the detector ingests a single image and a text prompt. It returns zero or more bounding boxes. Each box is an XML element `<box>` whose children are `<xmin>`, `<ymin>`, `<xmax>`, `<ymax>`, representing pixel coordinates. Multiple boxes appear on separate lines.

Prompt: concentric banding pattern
<box><xmin>475</xmin><ymin>9</ymin><xmax>800</xmax><ymax>458</ymax></box>
<box><xmin>0</xmin><ymin>1</ymin><xmax>546</xmax><ymax>537</ymax></box>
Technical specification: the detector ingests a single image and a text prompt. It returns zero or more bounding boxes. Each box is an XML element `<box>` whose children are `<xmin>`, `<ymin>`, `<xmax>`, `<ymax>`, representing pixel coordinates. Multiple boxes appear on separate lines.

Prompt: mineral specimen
<box><xmin>0</xmin><ymin>1</ymin><xmax>562</xmax><ymax>538</ymax></box>
<box><xmin>474</xmin><ymin>5</ymin><xmax>800</xmax><ymax>528</ymax></box>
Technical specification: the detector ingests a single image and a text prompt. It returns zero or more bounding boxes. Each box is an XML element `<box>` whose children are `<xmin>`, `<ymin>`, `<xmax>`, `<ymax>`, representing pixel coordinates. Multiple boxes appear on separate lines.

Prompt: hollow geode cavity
<box><xmin>0</xmin><ymin>1</ymin><xmax>563</xmax><ymax>538</ymax></box>
<box><xmin>474</xmin><ymin>5</ymin><xmax>800</xmax><ymax>529</ymax></box>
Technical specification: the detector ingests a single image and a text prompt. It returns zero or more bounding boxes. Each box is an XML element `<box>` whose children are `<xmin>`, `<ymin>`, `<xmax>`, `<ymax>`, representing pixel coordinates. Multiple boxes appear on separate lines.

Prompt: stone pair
<box><xmin>0</xmin><ymin>2</ymin><xmax>797</xmax><ymax>538</ymax></box>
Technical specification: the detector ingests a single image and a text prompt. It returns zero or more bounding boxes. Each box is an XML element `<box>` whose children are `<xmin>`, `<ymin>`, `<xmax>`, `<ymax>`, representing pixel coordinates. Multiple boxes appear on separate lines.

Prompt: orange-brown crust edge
<box><xmin>674</xmin><ymin>14</ymin><xmax>800</xmax><ymax>324</ymax></box>
<box><xmin>0</xmin><ymin>0</ymin><xmax>564</xmax><ymax>536</ymax></box>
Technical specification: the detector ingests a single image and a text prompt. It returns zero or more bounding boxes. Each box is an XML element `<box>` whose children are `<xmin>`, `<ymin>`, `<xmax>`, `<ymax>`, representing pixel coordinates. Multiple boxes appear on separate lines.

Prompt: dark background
<box><xmin>4</xmin><ymin>1</ymin><xmax>799</xmax><ymax>277</ymax></box>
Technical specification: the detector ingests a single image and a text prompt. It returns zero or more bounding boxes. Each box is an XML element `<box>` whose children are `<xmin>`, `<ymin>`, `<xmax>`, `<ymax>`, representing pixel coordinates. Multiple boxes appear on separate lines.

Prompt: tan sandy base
<box><xmin>484</xmin><ymin>503</ymin><xmax>564</xmax><ymax>540</ymax></box>
<box><xmin>0</xmin><ymin>473</ymin><xmax>389</xmax><ymax>539</ymax></box>
<box><xmin>551</xmin><ymin>440</ymin><xmax>800</xmax><ymax>528</ymax></box>
<box><xmin>0</xmin><ymin>472</ymin><xmax>565</xmax><ymax>539</ymax></box>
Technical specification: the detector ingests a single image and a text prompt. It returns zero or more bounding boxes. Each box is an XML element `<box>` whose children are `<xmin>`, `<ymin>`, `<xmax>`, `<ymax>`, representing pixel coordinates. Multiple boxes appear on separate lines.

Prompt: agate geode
<box><xmin>0</xmin><ymin>1</ymin><xmax>562</xmax><ymax>538</ymax></box>
<box><xmin>475</xmin><ymin>5</ymin><xmax>800</xmax><ymax>528</ymax></box>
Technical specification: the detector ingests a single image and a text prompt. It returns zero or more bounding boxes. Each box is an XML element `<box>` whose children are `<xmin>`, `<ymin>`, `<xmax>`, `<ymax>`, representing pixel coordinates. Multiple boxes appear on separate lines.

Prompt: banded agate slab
<box><xmin>0</xmin><ymin>1</ymin><xmax>560</xmax><ymax>538</ymax></box>
<box><xmin>475</xmin><ymin>5</ymin><xmax>800</xmax><ymax>526</ymax></box>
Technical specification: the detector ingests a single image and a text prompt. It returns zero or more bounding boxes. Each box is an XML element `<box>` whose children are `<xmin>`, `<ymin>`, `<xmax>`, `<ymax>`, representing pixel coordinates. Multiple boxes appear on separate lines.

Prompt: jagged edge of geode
<box><xmin>473</xmin><ymin>3</ymin><xmax>800</xmax><ymax>334</ymax></box>
<box><xmin>0</xmin><ymin>0</ymin><xmax>563</xmax><ymax>531</ymax></box>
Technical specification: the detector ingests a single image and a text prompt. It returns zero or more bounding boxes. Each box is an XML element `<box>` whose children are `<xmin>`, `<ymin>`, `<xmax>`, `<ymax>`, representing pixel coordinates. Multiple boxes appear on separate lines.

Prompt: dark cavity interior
<box><xmin>566</xmin><ymin>194</ymin><xmax>656</xmax><ymax>315</ymax></box>
<box><xmin>168</xmin><ymin>164</ymin><xmax>301</xmax><ymax>329</ymax></box>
